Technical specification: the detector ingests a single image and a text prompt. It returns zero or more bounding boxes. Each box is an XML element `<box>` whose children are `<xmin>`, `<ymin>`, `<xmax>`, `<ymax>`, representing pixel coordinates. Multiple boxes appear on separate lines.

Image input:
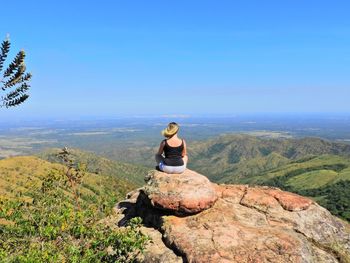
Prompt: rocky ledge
<box><xmin>114</xmin><ymin>169</ymin><xmax>350</xmax><ymax>263</ymax></box>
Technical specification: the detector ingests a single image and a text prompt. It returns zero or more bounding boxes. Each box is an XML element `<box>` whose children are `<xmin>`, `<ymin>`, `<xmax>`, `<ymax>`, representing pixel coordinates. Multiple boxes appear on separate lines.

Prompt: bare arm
<box><xmin>157</xmin><ymin>140</ymin><xmax>165</xmax><ymax>155</ymax></box>
<box><xmin>182</xmin><ymin>139</ymin><xmax>187</xmax><ymax>157</ymax></box>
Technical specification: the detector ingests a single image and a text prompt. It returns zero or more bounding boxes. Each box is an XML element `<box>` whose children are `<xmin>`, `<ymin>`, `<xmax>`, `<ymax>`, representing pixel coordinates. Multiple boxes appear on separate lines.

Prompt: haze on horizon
<box><xmin>1</xmin><ymin>0</ymin><xmax>349</xmax><ymax>120</ymax></box>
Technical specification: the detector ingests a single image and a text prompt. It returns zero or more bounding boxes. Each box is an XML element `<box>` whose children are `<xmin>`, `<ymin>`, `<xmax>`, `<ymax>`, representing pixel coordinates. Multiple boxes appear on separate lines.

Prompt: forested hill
<box><xmin>188</xmin><ymin>134</ymin><xmax>350</xmax><ymax>182</ymax></box>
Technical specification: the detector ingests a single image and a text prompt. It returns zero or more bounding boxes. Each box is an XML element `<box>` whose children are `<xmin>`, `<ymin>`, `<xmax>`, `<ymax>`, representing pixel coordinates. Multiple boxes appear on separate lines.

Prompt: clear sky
<box><xmin>1</xmin><ymin>0</ymin><xmax>349</xmax><ymax>119</ymax></box>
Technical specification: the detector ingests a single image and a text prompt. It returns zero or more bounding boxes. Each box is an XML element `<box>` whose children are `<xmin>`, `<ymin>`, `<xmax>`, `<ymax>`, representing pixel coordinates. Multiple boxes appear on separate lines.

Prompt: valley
<box><xmin>1</xmin><ymin>115</ymin><xmax>350</xmax><ymax>223</ymax></box>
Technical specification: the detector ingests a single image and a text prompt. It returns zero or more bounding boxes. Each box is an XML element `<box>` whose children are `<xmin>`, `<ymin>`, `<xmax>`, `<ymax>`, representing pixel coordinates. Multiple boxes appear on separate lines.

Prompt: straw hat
<box><xmin>161</xmin><ymin>122</ymin><xmax>179</xmax><ymax>138</ymax></box>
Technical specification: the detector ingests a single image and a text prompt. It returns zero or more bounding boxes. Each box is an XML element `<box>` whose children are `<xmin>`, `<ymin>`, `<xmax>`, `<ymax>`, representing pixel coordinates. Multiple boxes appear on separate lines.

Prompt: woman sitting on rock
<box><xmin>155</xmin><ymin>122</ymin><xmax>188</xmax><ymax>174</ymax></box>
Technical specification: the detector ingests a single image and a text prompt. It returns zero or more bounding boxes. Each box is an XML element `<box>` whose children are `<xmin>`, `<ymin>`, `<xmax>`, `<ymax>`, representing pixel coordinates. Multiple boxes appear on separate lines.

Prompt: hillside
<box><xmin>188</xmin><ymin>134</ymin><xmax>350</xmax><ymax>182</ymax></box>
<box><xmin>239</xmin><ymin>154</ymin><xmax>350</xmax><ymax>187</ymax></box>
<box><xmin>0</xmin><ymin>155</ymin><xmax>148</xmax><ymax>262</ymax></box>
<box><xmin>0</xmin><ymin>155</ymin><xmax>135</xmax><ymax>203</ymax></box>
<box><xmin>38</xmin><ymin>148</ymin><xmax>148</xmax><ymax>186</ymax></box>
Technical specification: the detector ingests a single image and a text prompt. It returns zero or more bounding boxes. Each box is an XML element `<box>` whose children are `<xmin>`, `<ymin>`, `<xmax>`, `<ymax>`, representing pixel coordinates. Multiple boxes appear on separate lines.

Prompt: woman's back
<box><xmin>155</xmin><ymin>122</ymin><xmax>188</xmax><ymax>173</ymax></box>
<box><xmin>165</xmin><ymin>136</ymin><xmax>183</xmax><ymax>147</ymax></box>
<box><xmin>163</xmin><ymin>138</ymin><xmax>184</xmax><ymax>160</ymax></box>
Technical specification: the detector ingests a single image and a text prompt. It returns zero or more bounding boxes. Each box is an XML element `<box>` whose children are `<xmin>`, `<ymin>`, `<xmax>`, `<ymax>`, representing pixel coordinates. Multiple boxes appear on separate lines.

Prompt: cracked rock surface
<box><xmin>115</xmin><ymin>169</ymin><xmax>350</xmax><ymax>263</ymax></box>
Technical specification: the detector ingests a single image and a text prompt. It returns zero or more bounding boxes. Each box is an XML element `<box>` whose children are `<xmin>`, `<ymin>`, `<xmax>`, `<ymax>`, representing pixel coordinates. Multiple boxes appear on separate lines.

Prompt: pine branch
<box><xmin>0</xmin><ymin>39</ymin><xmax>10</xmax><ymax>72</ymax></box>
<box><xmin>22</xmin><ymin>72</ymin><xmax>32</xmax><ymax>81</ymax></box>
<box><xmin>2</xmin><ymin>83</ymin><xmax>30</xmax><ymax>101</ymax></box>
<box><xmin>0</xmin><ymin>37</ymin><xmax>31</xmax><ymax>108</ymax></box>
<box><xmin>2</xmin><ymin>63</ymin><xmax>26</xmax><ymax>89</ymax></box>
<box><xmin>1</xmin><ymin>94</ymin><xmax>29</xmax><ymax>108</ymax></box>
<box><xmin>3</xmin><ymin>50</ymin><xmax>25</xmax><ymax>78</ymax></box>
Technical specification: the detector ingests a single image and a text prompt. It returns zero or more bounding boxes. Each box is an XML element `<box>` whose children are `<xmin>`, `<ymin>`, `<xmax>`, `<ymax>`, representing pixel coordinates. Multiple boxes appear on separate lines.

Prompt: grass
<box><xmin>0</xmin><ymin>156</ymin><xmax>136</xmax><ymax>203</ymax></box>
<box><xmin>0</xmin><ymin>155</ymin><xmax>148</xmax><ymax>262</ymax></box>
<box><xmin>38</xmin><ymin>148</ymin><xmax>149</xmax><ymax>186</ymax></box>
<box><xmin>286</xmin><ymin>170</ymin><xmax>338</xmax><ymax>190</ymax></box>
<box><xmin>334</xmin><ymin>167</ymin><xmax>350</xmax><ymax>182</ymax></box>
<box><xmin>245</xmin><ymin>155</ymin><xmax>350</xmax><ymax>184</ymax></box>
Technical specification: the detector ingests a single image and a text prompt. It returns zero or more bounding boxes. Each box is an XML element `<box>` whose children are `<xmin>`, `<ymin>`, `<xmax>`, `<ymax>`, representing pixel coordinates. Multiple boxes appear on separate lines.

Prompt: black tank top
<box><xmin>163</xmin><ymin>139</ymin><xmax>184</xmax><ymax>166</ymax></box>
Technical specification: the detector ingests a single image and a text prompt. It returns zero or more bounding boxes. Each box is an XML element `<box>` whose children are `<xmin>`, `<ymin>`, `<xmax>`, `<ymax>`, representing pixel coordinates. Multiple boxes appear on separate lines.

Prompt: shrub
<box><xmin>0</xmin><ymin>149</ymin><xmax>148</xmax><ymax>262</ymax></box>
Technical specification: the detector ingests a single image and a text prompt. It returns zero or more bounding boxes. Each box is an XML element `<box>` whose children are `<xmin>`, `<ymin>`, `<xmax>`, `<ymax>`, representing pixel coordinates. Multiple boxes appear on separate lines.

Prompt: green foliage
<box><xmin>189</xmin><ymin>134</ymin><xmax>350</xmax><ymax>183</ymax></box>
<box><xmin>228</xmin><ymin>149</ymin><xmax>241</xmax><ymax>164</ymax></box>
<box><xmin>39</xmin><ymin>148</ymin><xmax>149</xmax><ymax>186</ymax></box>
<box><xmin>0</xmin><ymin>36</ymin><xmax>31</xmax><ymax>108</ymax></box>
<box><xmin>262</xmin><ymin>163</ymin><xmax>348</xmax><ymax>190</ymax></box>
<box><xmin>285</xmin><ymin>147</ymin><xmax>296</xmax><ymax>158</ymax></box>
<box><xmin>299</xmin><ymin>180</ymin><xmax>350</xmax><ymax>221</ymax></box>
<box><xmin>259</xmin><ymin>147</ymin><xmax>272</xmax><ymax>156</ymax></box>
<box><xmin>0</xmin><ymin>149</ymin><xmax>148</xmax><ymax>262</ymax></box>
<box><xmin>290</xmin><ymin>155</ymin><xmax>317</xmax><ymax>164</ymax></box>
<box><xmin>286</xmin><ymin>170</ymin><xmax>338</xmax><ymax>190</ymax></box>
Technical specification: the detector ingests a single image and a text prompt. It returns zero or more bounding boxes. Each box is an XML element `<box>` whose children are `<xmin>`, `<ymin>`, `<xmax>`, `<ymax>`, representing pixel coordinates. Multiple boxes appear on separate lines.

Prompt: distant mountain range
<box><xmin>188</xmin><ymin>134</ymin><xmax>350</xmax><ymax>182</ymax></box>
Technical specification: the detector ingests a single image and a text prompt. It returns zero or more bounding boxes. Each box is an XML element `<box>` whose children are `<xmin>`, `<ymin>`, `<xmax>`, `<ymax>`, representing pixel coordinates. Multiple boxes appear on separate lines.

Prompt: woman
<box><xmin>155</xmin><ymin>122</ymin><xmax>188</xmax><ymax>174</ymax></box>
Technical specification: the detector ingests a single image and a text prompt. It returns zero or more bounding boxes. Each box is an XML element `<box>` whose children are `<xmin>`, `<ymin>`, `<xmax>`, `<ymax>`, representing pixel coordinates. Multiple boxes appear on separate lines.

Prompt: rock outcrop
<box><xmin>143</xmin><ymin>169</ymin><xmax>218</xmax><ymax>214</ymax></box>
<box><xmin>114</xmin><ymin>169</ymin><xmax>350</xmax><ymax>263</ymax></box>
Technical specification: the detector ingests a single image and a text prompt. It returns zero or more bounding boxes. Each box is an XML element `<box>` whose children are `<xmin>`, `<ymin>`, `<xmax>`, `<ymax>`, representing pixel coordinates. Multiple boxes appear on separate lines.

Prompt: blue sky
<box><xmin>1</xmin><ymin>0</ymin><xmax>349</xmax><ymax>119</ymax></box>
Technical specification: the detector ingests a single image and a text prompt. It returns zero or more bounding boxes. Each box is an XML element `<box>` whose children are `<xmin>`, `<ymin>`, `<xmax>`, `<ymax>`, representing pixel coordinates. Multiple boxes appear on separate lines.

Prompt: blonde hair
<box><xmin>161</xmin><ymin>122</ymin><xmax>179</xmax><ymax>138</ymax></box>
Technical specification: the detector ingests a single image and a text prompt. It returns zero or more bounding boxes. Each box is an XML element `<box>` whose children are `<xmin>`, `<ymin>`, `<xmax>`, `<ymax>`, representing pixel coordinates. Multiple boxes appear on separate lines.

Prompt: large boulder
<box><xmin>114</xmin><ymin>170</ymin><xmax>350</xmax><ymax>263</ymax></box>
<box><xmin>142</xmin><ymin>169</ymin><xmax>218</xmax><ymax>214</ymax></box>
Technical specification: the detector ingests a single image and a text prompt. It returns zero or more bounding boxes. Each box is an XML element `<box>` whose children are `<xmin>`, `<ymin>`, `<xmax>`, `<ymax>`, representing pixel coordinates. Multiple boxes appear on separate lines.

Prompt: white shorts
<box><xmin>155</xmin><ymin>154</ymin><xmax>186</xmax><ymax>174</ymax></box>
<box><xmin>159</xmin><ymin>163</ymin><xmax>186</xmax><ymax>174</ymax></box>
